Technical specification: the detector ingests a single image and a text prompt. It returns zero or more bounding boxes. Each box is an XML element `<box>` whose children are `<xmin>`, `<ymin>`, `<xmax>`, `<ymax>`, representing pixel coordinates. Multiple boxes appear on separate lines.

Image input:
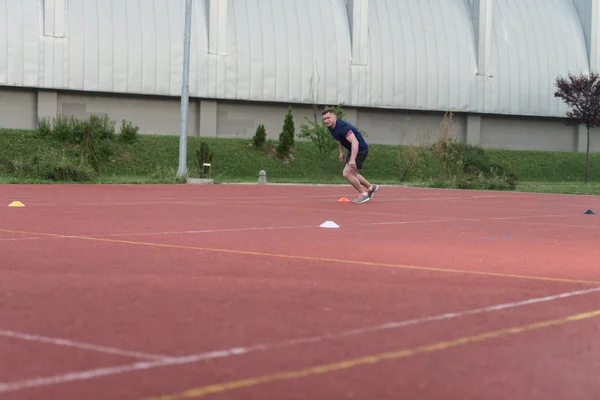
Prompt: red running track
<box><xmin>1</xmin><ymin>184</ymin><xmax>600</xmax><ymax>399</ymax></box>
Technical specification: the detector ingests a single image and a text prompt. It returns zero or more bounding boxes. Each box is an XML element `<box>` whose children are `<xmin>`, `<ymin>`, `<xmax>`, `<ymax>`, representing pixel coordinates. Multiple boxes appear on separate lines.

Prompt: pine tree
<box><xmin>281</xmin><ymin>106</ymin><xmax>295</xmax><ymax>148</ymax></box>
<box><xmin>252</xmin><ymin>124</ymin><xmax>266</xmax><ymax>148</ymax></box>
<box><xmin>277</xmin><ymin>106</ymin><xmax>295</xmax><ymax>157</ymax></box>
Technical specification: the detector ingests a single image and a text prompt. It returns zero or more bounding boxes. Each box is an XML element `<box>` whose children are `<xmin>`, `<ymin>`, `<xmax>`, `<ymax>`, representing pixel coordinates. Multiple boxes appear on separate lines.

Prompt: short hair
<box><xmin>321</xmin><ymin>108</ymin><xmax>336</xmax><ymax>116</ymax></box>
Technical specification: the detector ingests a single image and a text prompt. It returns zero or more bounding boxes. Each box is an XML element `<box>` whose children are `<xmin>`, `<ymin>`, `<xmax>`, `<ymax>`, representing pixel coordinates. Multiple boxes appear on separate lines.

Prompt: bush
<box><xmin>298</xmin><ymin>103</ymin><xmax>350</xmax><ymax>170</ymax></box>
<box><xmin>277</xmin><ymin>106</ymin><xmax>295</xmax><ymax>158</ymax></box>
<box><xmin>89</xmin><ymin>115</ymin><xmax>116</xmax><ymax>141</ymax></box>
<box><xmin>397</xmin><ymin>112</ymin><xmax>517</xmax><ymax>190</ymax></box>
<box><xmin>0</xmin><ymin>158</ymin><xmax>16</xmax><ymax>174</ymax></box>
<box><xmin>30</xmin><ymin>148</ymin><xmax>96</xmax><ymax>182</ymax></box>
<box><xmin>282</xmin><ymin>106</ymin><xmax>295</xmax><ymax>148</ymax></box>
<box><xmin>276</xmin><ymin>130</ymin><xmax>293</xmax><ymax>159</ymax></box>
<box><xmin>33</xmin><ymin>114</ymin><xmax>140</xmax><ymax>172</ymax></box>
<box><xmin>299</xmin><ymin>119</ymin><xmax>336</xmax><ymax>171</ymax></box>
<box><xmin>252</xmin><ymin>124</ymin><xmax>267</xmax><ymax>149</ymax></box>
<box><xmin>195</xmin><ymin>141</ymin><xmax>214</xmax><ymax>177</ymax></box>
<box><xmin>120</xmin><ymin>120</ymin><xmax>139</xmax><ymax>143</ymax></box>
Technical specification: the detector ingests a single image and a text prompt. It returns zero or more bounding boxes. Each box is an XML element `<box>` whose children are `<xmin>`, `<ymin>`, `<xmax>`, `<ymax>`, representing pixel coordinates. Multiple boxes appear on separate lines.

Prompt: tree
<box><xmin>298</xmin><ymin>102</ymin><xmax>346</xmax><ymax>171</ymax></box>
<box><xmin>277</xmin><ymin>106</ymin><xmax>295</xmax><ymax>157</ymax></box>
<box><xmin>554</xmin><ymin>72</ymin><xmax>600</xmax><ymax>183</ymax></box>
<box><xmin>282</xmin><ymin>106</ymin><xmax>295</xmax><ymax>148</ymax></box>
<box><xmin>252</xmin><ymin>124</ymin><xmax>266</xmax><ymax>149</ymax></box>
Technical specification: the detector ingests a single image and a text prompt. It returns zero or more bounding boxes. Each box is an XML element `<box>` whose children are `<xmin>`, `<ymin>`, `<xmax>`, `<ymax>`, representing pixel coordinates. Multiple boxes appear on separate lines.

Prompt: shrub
<box><xmin>299</xmin><ymin>119</ymin><xmax>336</xmax><ymax>170</ymax></box>
<box><xmin>252</xmin><ymin>124</ymin><xmax>267</xmax><ymax>148</ymax></box>
<box><xmin>195</xmin><ymin>141</ymin><xmax>214</xmax><ymax>177</ymax></box>
<box><xmin>30</xmin><ymin>148</ymin><xmax>96</xmax><ymax>182</ymax></box>
<box><xmin>276</xmin><ymin>130</ymin><xmax>293</xmax><ymax>159</ymax></box>
<box><xmin>120</xmin><ymin>120</ymin><xmax>139</xmax><ymax>143</ymax></box>
<box><xmin>277</xmin><ymin>106</ymin><xmax>295</xmax><ymax>157</ymax></box>
<box><xmin>33</xmin><ymin>114</ymin><xmax>130</xmax><ymax>171</ymax></box>
<box><xmin>36</xmin><ymin>118</ymin><xmax>52</xmax><ymax>138</ymax></box>
<box><xmin>397</xmin><ymin>112</ymin><xmax>517</xmax><ymax>190</ymax></box>
<box><xmin>0</xmin><ymin>158</ymin><xmax>16</xmax><ymax>174</ymax></box>
<box><xmin>282</xmin><ymin>106</ymin><xmax>295</xmax><ymax>147</ymax></box>
<box><xmin>89</xmin><ymin>115</ymin><xmax>116</xmax><ymax>141</ymax></box>
<box><xmin>298</xmin><ymin>103</ymin><xmax>350</xmax><ymax>170</ymax></box>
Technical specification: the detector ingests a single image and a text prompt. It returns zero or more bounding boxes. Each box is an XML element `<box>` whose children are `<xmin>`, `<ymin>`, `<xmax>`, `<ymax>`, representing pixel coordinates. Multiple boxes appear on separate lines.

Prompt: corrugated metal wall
<box><xmin>0</xmin><ymin>0</ymin><xmax>592</xmax><ymax>118</ymax></box>
<box><xmin>489</xmin><ymin>0</ymin><xmax>589</xmax><ymax>116</ymax></box>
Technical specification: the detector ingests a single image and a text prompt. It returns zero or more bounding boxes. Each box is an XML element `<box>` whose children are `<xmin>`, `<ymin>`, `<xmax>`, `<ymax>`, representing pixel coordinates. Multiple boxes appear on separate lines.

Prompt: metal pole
<box><xmin>177</xmin><ymin>0</ymin><xmax>193</xmax><ymax>179</ymax></box>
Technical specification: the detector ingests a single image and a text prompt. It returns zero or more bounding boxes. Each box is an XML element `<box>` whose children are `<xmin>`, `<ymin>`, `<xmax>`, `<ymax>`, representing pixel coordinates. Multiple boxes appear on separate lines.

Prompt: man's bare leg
<box><xmin>356</xmin><ymin>174</ymin><xmax>372</xmax><ymax>191</ymax></box>
<box><xmin>343</xmin><ymin>165</ymin><xmax>367</xmax><ymax>195</ymax></box>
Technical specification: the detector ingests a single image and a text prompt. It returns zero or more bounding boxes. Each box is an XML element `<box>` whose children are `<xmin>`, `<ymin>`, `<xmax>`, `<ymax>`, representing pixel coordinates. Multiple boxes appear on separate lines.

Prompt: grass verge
<box><xmin>0</xmin><ymin>128</ymin><xmax>598</xmax><ymax>195</ymax></box>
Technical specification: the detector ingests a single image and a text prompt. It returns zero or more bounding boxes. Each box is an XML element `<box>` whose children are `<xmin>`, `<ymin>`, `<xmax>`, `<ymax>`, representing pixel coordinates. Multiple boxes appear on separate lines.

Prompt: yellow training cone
<box><xmin>8</xmin><ymin>201</ymin><xmax>25</xmax><ymax>207</ymax></box>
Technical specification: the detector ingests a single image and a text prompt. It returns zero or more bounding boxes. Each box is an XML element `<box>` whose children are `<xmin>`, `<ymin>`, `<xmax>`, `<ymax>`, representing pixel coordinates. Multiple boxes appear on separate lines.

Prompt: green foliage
<box><xmin>31</xmin><ymin>148</ymin><xmax>97</xmax><ymax>181</ymax></box>
<box><xmin>120</xmin><ymin>120</ymin><xmax>139</xmax><ymax>143</ymax></box>
<box><xmin>327</xmin><ymin>103</ymin><xmax>369</xmax><ymax>138</ymax></box>
<box><xmin>252</xmin><ymin>124</ymin><xmax>267</xmax><ymax>149</ymax></box>
<box><xmin>1</xmin><ymin>127</ymin><xmax>599</xmax><ymax>195</ymax></box>
<box><xmin>195</xmin><ymin>141</ymin><xmax>214</xmax><ymax>177</ymax></box>
<box><xmin>277</xmin><ymin>106</ymin><xmax>295</xmax><ymax>157</ymax></box>
<box><xmin>331</xmin><ymin>103</ymin><xmax>346</xmax><ymax>120</ymax></box>
<box><xmin>37</xmin><ymin>114</ymin><xmax>116</xmax><ymax>144</ymax></box>
<box><xmin>79</xmin><ymin>119</ymin><xmax>102</xmax><ymax>170</ymax></box>
<box><xmin>276</xmin><ymin>130</ymin><xmax>293</xmax><ymax>159</ymax></box>
<box><xmin>397</xmin><ymin>113</ymin><xmax>517</xmax><ymax>190</ymax></box>
<box><xmin>0</xmin><ymin>114</ymin><xmax>140</xmax><ymax>182</ymax></box>
<box><xmin>88</xmin><ymin>114</ymin><xmax>116</xmax><ymax>141</ymax></box>
<box><xmin>554</xmin><ymin>72</ymin><xmax>600</xmax><ymax>183</ymax></box>
<box><xmin>299</xmin><ymin>118</ymin><xmax>337</xmax><ymax>171</ymax></box>
<box><xmin>0</xmin><ymin>157</ymin><xmax>16</xmax><ymax>174</ymax></box>
<box><xmin>34</xmin><ymin>114</ymin><xmax>120</xmax><ymax>171</ymax></box>
<box><xmin>298</xmin><ymin>103</ymin><xmax>351</xmax><ymax>171</ymax></box>
<box><xmin>1</xmin><ymin>148</ymin><xmax>96</xmax><ymax>182</ymax></box>
<box><xmin>36</xmin><ymin>118</ymin><xmax>52</xmax><ymax>138</ymax></box>
<box><xmin>282</xmin><ymin>106</ymin><xmax>295</xmax><ymax>147</ymax></box>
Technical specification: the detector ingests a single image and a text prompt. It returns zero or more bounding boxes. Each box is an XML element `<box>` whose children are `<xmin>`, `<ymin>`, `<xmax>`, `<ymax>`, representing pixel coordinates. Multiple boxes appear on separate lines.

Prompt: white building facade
<box><xmin>0</xmin><ymin>0</ymin><xmax>599</xmax><ymax>151</ymax></box>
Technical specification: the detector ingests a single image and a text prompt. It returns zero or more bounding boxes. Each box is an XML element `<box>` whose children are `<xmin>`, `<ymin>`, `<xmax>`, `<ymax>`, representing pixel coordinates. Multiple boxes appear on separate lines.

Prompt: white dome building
<box><xmin>0</xmin><ymin>0</ymin><xmax>598</xmax><ymax>151</ymax></box>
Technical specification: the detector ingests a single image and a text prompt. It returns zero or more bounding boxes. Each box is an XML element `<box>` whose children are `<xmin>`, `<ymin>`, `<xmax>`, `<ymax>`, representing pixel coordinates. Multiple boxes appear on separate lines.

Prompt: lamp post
<box><xmin>177</xmin><ymin>0</ymin><xmax>193</xmax><ymax>179</ymax></box>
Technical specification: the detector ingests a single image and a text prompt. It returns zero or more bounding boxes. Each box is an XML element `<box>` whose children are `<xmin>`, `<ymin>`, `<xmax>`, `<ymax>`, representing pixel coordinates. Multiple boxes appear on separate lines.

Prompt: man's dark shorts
<box><xmin>346</xmin><ymin>149</ymin><xmax>369</xmax><ymax>170</ymax></box>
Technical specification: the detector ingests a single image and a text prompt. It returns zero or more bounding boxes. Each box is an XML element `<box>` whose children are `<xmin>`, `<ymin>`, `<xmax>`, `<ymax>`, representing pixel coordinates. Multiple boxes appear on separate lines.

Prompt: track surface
<box><xmin>1</xmin><ymin>184</ymin><xmax>599</xmax><ymax>399</ymax></box>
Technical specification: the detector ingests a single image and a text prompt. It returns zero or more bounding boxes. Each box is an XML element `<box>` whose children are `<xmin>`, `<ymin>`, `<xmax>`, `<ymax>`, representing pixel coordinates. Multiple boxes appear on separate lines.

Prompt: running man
<box><xmin>322</xmin><ymin>108</ymin><xmax>378</xmax><ymax>203</ymax></box>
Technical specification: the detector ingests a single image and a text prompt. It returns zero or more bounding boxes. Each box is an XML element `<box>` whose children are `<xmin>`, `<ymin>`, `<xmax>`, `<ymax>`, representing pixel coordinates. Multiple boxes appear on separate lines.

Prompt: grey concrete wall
<box><xmin>216</xmin><ymin>101</ymin><xmax>317</xmax><ymax>140</ymax></box>
<box><xmin>58</xmin><ymin>92</ymin><xmax>200</xmax><ymax>135</ymax></box>
<box><xmin>354</xmin><ymin>109</ymin><xmax>465</xmax><ymax>146</ymax></box>
<box><xmin>1</xmin><ymin>87</ymin><xmax>598</xmax><ymax>154</ymax></box>
<box><xmin>574</xmin><ymin>124</ymin><xmax>600</xmax><ymax>153</ymax></box>
<box><xmin>480</xmin><ymin>116</ymin><xmax>592</xmax><ymax>152</ymax></box>
<box><xmin>0</xmin><ymin>87</ymin><xmax>37</xmax><ymax>129</ymax></box>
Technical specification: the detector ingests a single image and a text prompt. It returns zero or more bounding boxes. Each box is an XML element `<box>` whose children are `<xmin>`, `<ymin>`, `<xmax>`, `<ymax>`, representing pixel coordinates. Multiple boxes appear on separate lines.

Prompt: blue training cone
<box><xmin>583</xmin><ymin>209</ymin><xmax>596</xmax><ymax>215</ymax></box>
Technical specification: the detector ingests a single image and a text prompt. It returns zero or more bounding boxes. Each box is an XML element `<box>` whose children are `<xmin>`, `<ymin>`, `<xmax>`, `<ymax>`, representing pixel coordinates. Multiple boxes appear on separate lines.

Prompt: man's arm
<box><xmin>338</xmin><ymin>141</ymin><xmax>345</xmax><ymax>163</ymax></box>
<box><xmin>346</xmin><ymin>132</ymin><xmax>359</xmax><ymax>167</ymax></box>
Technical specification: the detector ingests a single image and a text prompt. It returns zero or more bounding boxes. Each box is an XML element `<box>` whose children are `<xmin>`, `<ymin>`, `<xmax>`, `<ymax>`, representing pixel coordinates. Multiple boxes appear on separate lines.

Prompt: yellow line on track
<box><xmin>1</xmin><ymin>228</ymin><xmax>599</xmax><ymax>286</ymax></box>
<box><xmin>148</xmin><ymin>309</ymin><xmax>600</xmax><ymax>399</ymax></box>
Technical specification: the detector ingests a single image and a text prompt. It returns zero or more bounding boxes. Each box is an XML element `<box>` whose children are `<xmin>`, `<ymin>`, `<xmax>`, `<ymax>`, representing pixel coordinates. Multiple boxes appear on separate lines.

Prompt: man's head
<box><xmin>321</xmin><ymin>108</ymin><xmax>337</xmax><ymax>128</ymax></box>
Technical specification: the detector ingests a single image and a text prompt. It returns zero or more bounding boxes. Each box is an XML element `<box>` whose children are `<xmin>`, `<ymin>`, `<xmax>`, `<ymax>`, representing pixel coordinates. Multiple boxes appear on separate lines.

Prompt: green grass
<box><xmin>0</xmin><ymin>129</ymin><xmax>599</xmax><ymax>195</ymax></box>
<box><xmin>513</xmin><ymin>181</ymin><xmax>600</xmax><ymax>195</ymax></box>
<box><xmin>486</xmin><ymin>149</ymin><xmax>600</xmax><ymax>182</ymax></box>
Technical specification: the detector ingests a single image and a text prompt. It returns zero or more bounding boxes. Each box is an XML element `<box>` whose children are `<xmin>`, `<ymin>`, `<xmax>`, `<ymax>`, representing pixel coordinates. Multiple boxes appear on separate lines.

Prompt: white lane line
<box><xmin>82</xmin><ymin>214</ymin><xmax>574</xmax><ymax>238</ymax></box>
<box><xmin>0</xmin><ymin>237</ymin><xmax>46</xmax><ymax>242</ymax></box>
<box><xmin>1</xmin><ymin>286</ymin><xmax>599</xmax><ymax>394</ymax></box>
<box><xmin>0</xmin><ymin>330</ymin><xmax>169</xmax><ymax>360</ymax></box>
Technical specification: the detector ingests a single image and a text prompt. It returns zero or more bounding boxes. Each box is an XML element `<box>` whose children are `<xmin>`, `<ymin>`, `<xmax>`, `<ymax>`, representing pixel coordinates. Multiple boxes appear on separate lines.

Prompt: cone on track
<box><xmin>320</xmin><ymin>221</ymin><xmax>340</xmax><ymax>228</ymax></box>
<box><xmin>8</xmin><ymin>201</ymin><xmax>24</xmax><ymax>207</ymax></box>
<box><xmin>583</xmin><ymin>209</ymin><xmax>596</xmax><ymax>215</ymax></box>
<box><xmin>338</xmin><ymin>197</ymin><xmax>350</xmax><ymax>202</ymax></box>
